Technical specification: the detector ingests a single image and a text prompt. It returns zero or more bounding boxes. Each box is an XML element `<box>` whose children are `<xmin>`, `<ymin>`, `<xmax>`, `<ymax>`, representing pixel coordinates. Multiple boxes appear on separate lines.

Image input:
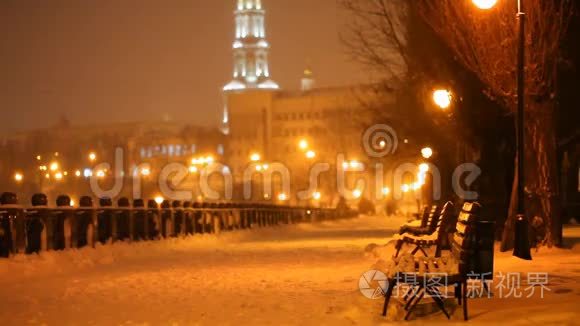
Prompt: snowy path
<box><xmin>1</xmin><ymin>216</ymin><xmax>579</xmax><ymax>325</ymax></box>
<box><xmin>0</xmin><ymin>216</ymin><xmax>401</xmax><ymax>325</ymax></box>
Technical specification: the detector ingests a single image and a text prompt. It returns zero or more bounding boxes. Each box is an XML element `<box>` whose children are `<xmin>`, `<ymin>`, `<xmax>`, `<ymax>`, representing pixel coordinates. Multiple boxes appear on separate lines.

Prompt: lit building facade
<box><xmin>223</xmin><ymin>0</ymin><xmax>278</xmax><ymax>92</ymax></box>
<box><xmin>222</xmin><ymin>0</ymin><xmax>388</xmax><ymax>205</ymax></box>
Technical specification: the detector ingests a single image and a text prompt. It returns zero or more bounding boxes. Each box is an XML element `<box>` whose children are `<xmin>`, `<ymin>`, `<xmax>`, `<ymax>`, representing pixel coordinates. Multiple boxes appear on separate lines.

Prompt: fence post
<box><xmin>98</xmin><ymin>198</ymin><xmax>113</xmax><ymax>244</ymax></box>
<box><xmin>183</xmin><ymin>201</ymin><xmax>194</xmax><ymax>235</ymax></box>
<box><xmin>133</xmin><ymin>199</ymin><xmax>146</xmax><ymax>241</ymax></box>
<box><xmin>117</xmin><ymin>198</ymin><xmax>131</xmax><ymax>242</ymax></box>
<box><xmin>0</xmin><ymin>192</ymin><xmax>19</xmax><ymax>257</ymax></box>
<box><xmin>160</xmin><ymin>200</ymin><xmax>173</xmax><ymax>238</ymax></box>
<box><xmin>54</xmin><ymin>195</ymin><xmax>72</xmax><ymax>250</ymax></box>
<box><xmin>27</xmin><ymin>194</ymin><xmax>48</xmax><ymax>254</ymax></box>
<box><xmin>76</xmin><ymin>196</ymin><xmax>94</xmax><ymax>248</ymax></box>
<box><xmin>211</xmin><ymin>203</ymin><xmax>221</xmax><ymax>235</ymax></box>
<box><xmin>147</xmin><ymin>200</ymin><xmax>160</xmax><ymax>240</ymax></box>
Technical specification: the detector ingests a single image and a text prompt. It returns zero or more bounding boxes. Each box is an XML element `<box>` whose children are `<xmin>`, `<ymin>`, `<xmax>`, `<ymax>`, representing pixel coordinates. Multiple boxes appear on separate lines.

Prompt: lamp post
<box><xmin>473</xmin><ymin>0</ymin><xmax>531</xmax><ymax>260</ymax></box>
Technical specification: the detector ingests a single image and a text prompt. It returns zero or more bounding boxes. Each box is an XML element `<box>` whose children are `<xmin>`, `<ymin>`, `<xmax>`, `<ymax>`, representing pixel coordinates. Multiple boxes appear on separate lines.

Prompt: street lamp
<box><xmin>14</xmin><ymin>172</ymin><xmax>23</xmax><ymax>183</ymax></box>
<box><xmin>473</xmin><ymin>0</ymin><xmax>531</xmax><ymax>260</ymax></box>
<box><xmin>433</xmin><ymin>89</ymin><xmax>453</xmax><ymax>110</ymax></box>
<box><xmin>298</xmin><ymin>139</ymin><xmax>309</xmax><ymax>150</ymax></box>
<box><xmin>306</xmin><ymin>150</ymin><xmax>316</xmax><ymax>159</ymax></box>
<box><xmin>421</xmin><ymin>147</ymin><xmax>433</xmax><ymax>159</ymax></box>
<box><xmin>312</xmin><ymin>191</ymin><xmax>322</xmax><ymax>201</ymax></box>
<box><xmin>472</xmin><ymin>0</ymin><xmax>498</xmax><ymax>10</ymax></box>
<box><xmin>49</xmin><ymin>162</ymin><xmax>59</xmax><ymax>172</ymax></box>
<box><xmin>250</xmin><ymin>153</ymin><xmax>261</xmax><ymax>162</ymax></box>
<box><xmin>88</xmin><ymin>152</ymin><xmax>97</xmax><ymax>162</ymax></box>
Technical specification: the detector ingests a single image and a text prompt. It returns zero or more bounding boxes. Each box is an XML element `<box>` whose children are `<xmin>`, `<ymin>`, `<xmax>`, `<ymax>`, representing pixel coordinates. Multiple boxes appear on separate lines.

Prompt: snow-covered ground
<box><xmin>0</xmin><ymin>216</ymin><xmax>579</xmax><ymax>325</ymax></box>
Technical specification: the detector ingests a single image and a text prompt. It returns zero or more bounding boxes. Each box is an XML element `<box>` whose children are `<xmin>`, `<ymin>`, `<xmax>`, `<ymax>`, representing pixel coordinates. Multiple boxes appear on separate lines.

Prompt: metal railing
<box><xmin>0</xmin><ymin>192</ymin><xmax>356</xmax><ymax>257</ymax></box>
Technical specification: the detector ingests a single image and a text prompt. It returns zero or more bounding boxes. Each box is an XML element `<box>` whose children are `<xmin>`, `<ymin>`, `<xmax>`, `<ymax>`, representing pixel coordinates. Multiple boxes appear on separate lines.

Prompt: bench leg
<box><xmin>382</xmin><ymin>278</ymin><xmax>396</xmax><ymax>317</ymax></box>
<box><xmin>462</xmin><ymin>281</ymin><xmax>469</xmax><ymax>321</ymax></box>
<box><xmin>394</xmin><ymin>241</ymin><xmax>403</xmax><ymax>258</ymax></box>
<box><xmin>425</xmin><ymin>286</ymin><xmax>450</xmax><ymax>320</ymax></box>
<box><xmin>404</xmin><ymin>288</ymin><xmax>425</xmax><ymax>320</ymax></box>
<box><xmin>456</xmin><ymin>282</ymin><xmax>462</xmax><ymax>306</ymax></box>
<box><xmin>404</xmin><ymin>286</ymin><xmax>421</xmax><ymax>310</ymax></box>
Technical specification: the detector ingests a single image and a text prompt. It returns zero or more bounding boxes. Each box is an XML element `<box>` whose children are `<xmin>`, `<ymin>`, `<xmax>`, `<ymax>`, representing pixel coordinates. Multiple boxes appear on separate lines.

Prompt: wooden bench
<box><xmin>382</xmin><ymin>202</ymin><xmax>481</xmax><ymax>321</ymax></box>
<box><xmin>394</xmin><ymin>202</ymin><xmax>455</xmax><ymax>258</ymax></box>
<box><xmin>398</xmin><ymin>205</ymin><xmax>434</xmax><ymax>235</ymax></box>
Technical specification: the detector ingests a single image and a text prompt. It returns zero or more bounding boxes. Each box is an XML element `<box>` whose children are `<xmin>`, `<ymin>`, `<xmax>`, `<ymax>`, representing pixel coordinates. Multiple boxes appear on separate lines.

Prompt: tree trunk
<box><xmin>500</xmin><ymin>159</ymin><xmax>518</xmax><ymax>251</ymax></box>
<box><xmin>500</xmin><ymin>101</ymin><xmax>562</xmax><ymax>251</ymax></box>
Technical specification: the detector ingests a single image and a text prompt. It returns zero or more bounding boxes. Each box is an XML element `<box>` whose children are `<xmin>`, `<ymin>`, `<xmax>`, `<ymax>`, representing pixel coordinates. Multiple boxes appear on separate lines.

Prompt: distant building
<box><xmin>222</xmin><ymin>0</ymin><xmax>387</xmax><ymax>204</ymax></box>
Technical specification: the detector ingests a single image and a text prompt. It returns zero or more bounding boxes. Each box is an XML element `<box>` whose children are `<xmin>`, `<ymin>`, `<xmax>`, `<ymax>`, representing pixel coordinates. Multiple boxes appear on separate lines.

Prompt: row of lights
<box><xmin>14</xmin><ymin>152</ymin><xmax>100</xmax><ymax>183</ymax></box>
<box><xmin>299</xmin><ymin>139</ymin><xmax>316</xmax><ymax>159</ymax></box>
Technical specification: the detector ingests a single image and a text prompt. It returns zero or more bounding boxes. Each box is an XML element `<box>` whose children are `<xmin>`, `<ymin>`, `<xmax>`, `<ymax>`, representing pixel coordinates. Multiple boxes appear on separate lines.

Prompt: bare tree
<box><xmin>414</xmin><ymin>0</ymin><xmax>573</xmax><ymax>248</ymax></box>
<box><xmin>340</xmin><ymin>0</ymin><xmax>409</xmax><ymax>84</ymax></box>
<box><xmin>342</xmin><ymin>0</ymin><xmax>573</xmax><ymax>248</ymax></box>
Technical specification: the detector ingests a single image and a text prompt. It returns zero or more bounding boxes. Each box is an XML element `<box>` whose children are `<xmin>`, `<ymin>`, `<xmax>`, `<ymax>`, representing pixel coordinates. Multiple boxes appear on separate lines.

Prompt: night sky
<box><xmin>0</xmin><ymin>0</ymin><xmax>367</xmax><ymax>133</ymax></box>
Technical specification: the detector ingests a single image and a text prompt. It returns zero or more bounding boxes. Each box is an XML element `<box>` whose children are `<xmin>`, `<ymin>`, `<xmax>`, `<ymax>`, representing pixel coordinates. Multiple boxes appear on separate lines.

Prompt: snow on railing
<box><xmin>0</xmin><ymin>192</ymin><xmax>357</xmax><ymax>258</ymax></box>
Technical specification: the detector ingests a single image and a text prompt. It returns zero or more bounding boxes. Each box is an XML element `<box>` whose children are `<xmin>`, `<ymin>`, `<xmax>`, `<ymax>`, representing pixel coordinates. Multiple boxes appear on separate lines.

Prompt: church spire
<box><xmin>224</xmin><ymin>0</ymin><xmax>278</xmax><ymax>91</ymax></box>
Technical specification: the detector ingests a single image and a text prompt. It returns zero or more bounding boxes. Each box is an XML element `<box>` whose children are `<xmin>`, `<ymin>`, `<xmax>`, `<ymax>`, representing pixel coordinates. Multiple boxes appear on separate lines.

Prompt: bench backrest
<box><xmin>418</xmin><ymin>205</ymin><xmax>431</xmax><ymax>228</ymax></box>
<box><xmin>434</xmin><ymin>201</ymin><xmax>456</xmax><ymax>245</ymax></box>
<box><xmin>450</xmin><ymin>202</ymin><xmax>481</xmax><ymax>276</ymax></box>
<box><xmin>425</xmin><ymin>204</ymin><xmax>442</xmax><ymax>233</ymax></box>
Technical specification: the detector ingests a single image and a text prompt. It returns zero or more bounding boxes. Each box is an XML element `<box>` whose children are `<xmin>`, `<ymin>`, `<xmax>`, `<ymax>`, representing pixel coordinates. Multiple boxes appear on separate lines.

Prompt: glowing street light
<box><xmin>54</xmin><ymin>172</ymin><xmax>64</xmax><ymax>180</ymax></box>
<box><xmin>349</xmin><ymin>161</ymin><xmax>363</xmax><ymax>169</ymax></box>
<box><xmin>421</xmin><ymin>147</ymin><xmax>433</xmax><ymax>159</ymax></box>
<box><xmin>49</xmin><ymin>162</ymin><xmax>59</xmax><ymax>172</ymax></box>
<box><xmin>401</xmin><ymin>184</ymin><xmax>411</xmax><ymax>193</ymax></box>
<box><xmin>277</xmin><ymin>193</ymin><xmax>288</xmax><ymax>201</ymax></box>
<box><xmin>140</xmin><ymin>167</ymin><xmax>151</xmax><ymax>176</ymax></box>
<box><xmin>353</xmin><ymin>189</ymin><xmax>362</xmax><ymax>199</ymax></box>
<box><xmin>250</xmin><ymin>153</ymin><xmax>261</xmax><ymax>162</ymax></box>
<box><xmin>306</xmin><ymin>150</ymin><xmax>316</xmax><ymax>159</ymax></box>
<box><xmin>36</xmin><ymin>155</ymin><xmax>41</xmax><ymax>161</ymax></box>
<box><xmin>298</xmin><ymin>139</ymin><xmax>309</xmax><ymax>150</ymax></box>
<box><xmin>154</xmin><ymin>196</ymin><xmax>164</xmax><ymax>205</ymax></box>
<box><xmin>382</xmin><ymin>187</ymin><xmax>390</xmax><ymax>196</ymax></box>
<box><xmin>472</xmin><ymin>0</ymin><xmax>498</xmax><ymax>10</ymax></box>
<box><xmin>14</xmin><ymin>172</ymin><xmax>23</xmax><ymax>183</ymax></box>
<box><xmin>312</xmin><ymin>191</ymin><xmax>321</xmax><ymax>200</ymax></box>
<box><xmin>88</xmin><ymin>152</ymin><xmax>97</xmax><ymax>162</ymax></box>
<box><xmin>189</xmin><ymin>166</ymin><xmax>199</xmax><ymax>173</ymax></box>
<box><xmin>433</xmin><ymin>89</ymin><xmax>453</xmax><ymax>110</ymax></box>
<box><xmin>75</xmin><ymin>170</ymin><xmax>82</xmax><ymax>177</ymax></box>
<box><xmin>96</xmin><ymin>170</ymin><xmax>106</xmax><ymax>178</ymax></box>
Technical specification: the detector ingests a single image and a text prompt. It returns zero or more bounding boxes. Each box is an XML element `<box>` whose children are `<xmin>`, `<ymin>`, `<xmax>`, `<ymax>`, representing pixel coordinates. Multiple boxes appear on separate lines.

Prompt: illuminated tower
<box><xmin>223</xmin><ymin>0</ymin><xmax>279</xmax><ymax>91</ymax></box>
